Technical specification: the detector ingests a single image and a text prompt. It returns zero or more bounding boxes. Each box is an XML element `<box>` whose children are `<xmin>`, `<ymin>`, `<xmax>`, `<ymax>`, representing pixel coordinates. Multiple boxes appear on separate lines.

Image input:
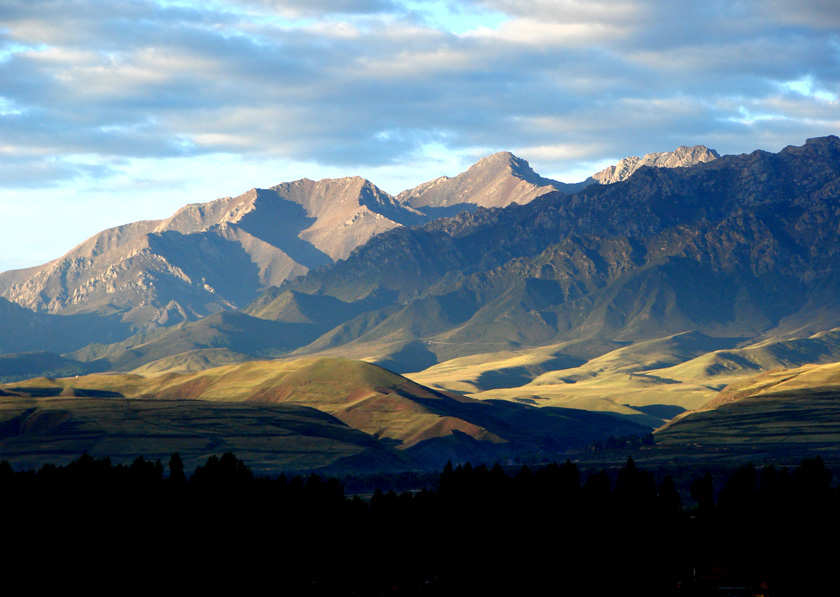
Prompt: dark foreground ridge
<box><xmin>3</xmin><ymin>452</ymin><xmax>837</xmax><ymax>595</ymax></box>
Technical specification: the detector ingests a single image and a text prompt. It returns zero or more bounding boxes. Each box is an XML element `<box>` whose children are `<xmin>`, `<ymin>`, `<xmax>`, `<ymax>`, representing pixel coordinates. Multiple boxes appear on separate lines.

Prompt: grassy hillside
<box><xmin>645</xmin><ymin>358</ymin><xmax>840</xmax><ymax>464</ymax></box>
<box><xmin>0</xmin><ymin>357</ymin><xmax>650</xmax><ymax>471</ymax></box>
<box><xmin>0</xmin><ymin>395</ymin><xmax>415</xmax><ymax>475</ymax></box>
<box><xmin>402</xmin><ymin>329</ymin><xmax>840</xmax><ymax>428</ymax></box>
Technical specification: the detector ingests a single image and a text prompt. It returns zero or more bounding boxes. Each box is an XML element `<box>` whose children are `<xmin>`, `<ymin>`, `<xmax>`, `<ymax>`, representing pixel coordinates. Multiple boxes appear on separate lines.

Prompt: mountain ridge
<box><xmin>68</xmin><ymin>136</ymin><xmax>840</xmax><ymax>381</ymax></box>
<box><xmin>0</xmin><ymin>143</ymin><xmax>722</xmax><ymax>339</ymax></box>
<box><xmin>591</xmin><ymin>145</ymin><xmax>719</xmax><ymax>184</ymax></box>
<box><xmin>246</xmin><ymin>136</ymin><xmax>840</xmax><ymax>369</ymax></box>
<box><xmin>396</xmin><ymin>151</ymin><xmax>589</xmax><ymax>216</ymax></box>
<box><xmin>0</xmin><ymin>176</ymin><xmax>417</xmax><ymax>332</ymax></box>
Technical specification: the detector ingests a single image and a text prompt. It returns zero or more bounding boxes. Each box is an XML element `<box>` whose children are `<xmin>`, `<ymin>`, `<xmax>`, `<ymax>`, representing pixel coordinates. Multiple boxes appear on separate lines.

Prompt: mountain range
<box><xmin>0</xmin><ymin>146</ymin><xmax>711</xmax><ymax>338</ymax></box>
<box><xmin>247</xmin><ymin>137</ymin><xmax>840</xmax><ymax>359</ymax></box>
<box><xmin>589</xmin><ymin>144</ymin><xmax>719</xmax><ymax>184</ymax></box>
<box><xmin>4</xmin><ymin>136</ymin><xmax>840</xmax><ymax>474</ymax></box>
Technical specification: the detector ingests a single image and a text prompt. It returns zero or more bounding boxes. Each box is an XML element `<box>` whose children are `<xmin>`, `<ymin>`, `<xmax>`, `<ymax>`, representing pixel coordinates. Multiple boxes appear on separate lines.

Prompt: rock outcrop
<box><xmin>591</xmin><ymin>145</ymin><xmax>719</xmax><ymax>184</ymax></box>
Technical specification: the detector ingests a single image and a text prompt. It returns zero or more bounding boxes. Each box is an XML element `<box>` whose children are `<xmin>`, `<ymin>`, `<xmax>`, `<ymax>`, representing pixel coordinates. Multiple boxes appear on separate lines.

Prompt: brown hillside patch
<box><xmin>705</xmin><ymin>368</ymin><xmax>794</xmax><ymax>408</ymax></box>
<box><xmin>401</xmin><ymin>416</ymin><xmax>505</xmax><ymax>448</ymax></box>
<box><xmin>153</xmin><ymin>375</ymin><xmax>219</xmax><ymax>400</ymax></box>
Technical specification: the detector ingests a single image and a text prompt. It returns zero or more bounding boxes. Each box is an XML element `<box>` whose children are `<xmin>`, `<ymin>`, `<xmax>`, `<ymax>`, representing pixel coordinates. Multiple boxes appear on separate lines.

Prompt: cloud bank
<box><xmin>0</xmin><ymin>0</ymin><xmax>837</xmax><ymax>189</ymax></box>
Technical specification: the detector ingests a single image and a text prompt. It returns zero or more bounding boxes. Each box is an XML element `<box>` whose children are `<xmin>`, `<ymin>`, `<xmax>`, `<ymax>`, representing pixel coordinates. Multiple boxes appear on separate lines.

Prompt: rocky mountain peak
<box><xmin>784</xmin><ymin>135</ymin><xmax>840</xmax><ymax>158</ymax></box>
<box><xmin>469</xmin><ymin>151</ymin><xmax>547</xmax><ymax>183</ymax></box>
<box><xmin>472</xmin><ymin>150</ymin><xmax>517</xmax><ymax>168</ymax></box>
<box><xmin>592</xmin><ymin>145</ymin><xmax>719</xmax><ymax>184</ymax></box>
<box><xmin>397</xmin><ymin>151</ymin><xmax>560</xmax><ymax>212</ymax></box>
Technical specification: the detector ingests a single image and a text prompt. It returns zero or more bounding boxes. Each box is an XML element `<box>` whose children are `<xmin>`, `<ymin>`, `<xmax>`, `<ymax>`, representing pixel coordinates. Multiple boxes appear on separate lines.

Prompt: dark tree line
<box><xmin>1</xmin><ymin>453</ymin><xmax>837</xmax><ymax>595</ymax></box>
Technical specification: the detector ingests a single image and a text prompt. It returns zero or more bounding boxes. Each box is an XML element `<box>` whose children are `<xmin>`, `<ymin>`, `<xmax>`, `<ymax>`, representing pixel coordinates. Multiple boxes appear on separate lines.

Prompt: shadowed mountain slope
<box><xmin>0</xmin><ymin>352</ymin><xmax>105</xmax><ymax>383</ymax></box>
<box><xmin>0</xmin><ymin>296</ymin><xmax>130</xmax><ymax>354</ymax></box>
<box><xmin>66</xmin><ymin>310</ymin><xmax>318</xmax><ymax>371</ymax></box>
<box><xmin>279</xmin><ymin>137</ymin><xmax>840</xmax><ymax>305</ymax></box>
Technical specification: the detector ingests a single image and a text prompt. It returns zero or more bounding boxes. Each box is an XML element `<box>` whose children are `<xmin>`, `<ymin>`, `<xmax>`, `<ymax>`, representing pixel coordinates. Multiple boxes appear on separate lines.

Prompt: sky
<box><xmin>1</xmin><ymin>0</ymin><xmax>838</xmax><ymax>271</ymax></box>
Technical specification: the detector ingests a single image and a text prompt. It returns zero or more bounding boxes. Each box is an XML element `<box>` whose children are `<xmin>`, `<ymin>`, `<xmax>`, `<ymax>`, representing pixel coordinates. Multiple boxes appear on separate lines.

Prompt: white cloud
<box><xmin>1</xmin><ymin>0</ymin><xmax>836</xmax><ymax>178</ymax></box>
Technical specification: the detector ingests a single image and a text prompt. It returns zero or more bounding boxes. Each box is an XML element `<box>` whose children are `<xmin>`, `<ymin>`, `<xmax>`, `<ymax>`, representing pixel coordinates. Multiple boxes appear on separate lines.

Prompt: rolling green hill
<box><xmin>0</xmin><ymin>394</ymin><xmax>416</xmax><ymax>475</ymax></box>
<box><xmin>653</xmin><ymin>360</ymin><xmax>840</xmax><ymax>464</ymax></box>
<box><xmin>0</xmin><ymin>357</ymin><xmax>650</xmax><ymax>470</ymax></box>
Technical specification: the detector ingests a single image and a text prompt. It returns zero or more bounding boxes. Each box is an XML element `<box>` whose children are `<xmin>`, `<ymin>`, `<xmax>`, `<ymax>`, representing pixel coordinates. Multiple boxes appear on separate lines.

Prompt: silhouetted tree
<box><xmin>168</xmin><ymin>452</ymin><xmax>186</xmax><ymax>484</ymax></box>
<box><xmin>718</xmin><ymin>463</ymin><xmax>757</xmax><ymax>519</ymax></box>
<box><xmin>658</xmin><ymin>474</ymin><xmax>681</xmax><ymax>515</ymax></box>
<box><xmin>794</xmin><ymin>456</ymin><xmax>833</xmax><ymax>510</ymax></box>
<box><xmin>690</xmin><ymin>471</ymin><xmax>714</xmax><ymax>517</ymax></box>
<box><xmin>191</xmin><ymin>452</ymin><xmax>254</xmax><ymax>486</ymax></box>
<box><xmin>582</xmin><ymin>469</ymin><xmax>611</xmax><ymax>514</ymax></box>
<box><xmin>615</xmin><ymin>456</ymin><xmax>656</xmax><ymax>514</ymax></box>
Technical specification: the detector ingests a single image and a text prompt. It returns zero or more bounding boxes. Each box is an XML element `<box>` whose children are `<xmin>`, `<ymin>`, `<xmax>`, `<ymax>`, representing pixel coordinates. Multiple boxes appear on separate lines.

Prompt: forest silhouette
<box><xmin>1</xmin><ymin>453</ymin><xmax>836</xmax><ymax>595</ymax></box>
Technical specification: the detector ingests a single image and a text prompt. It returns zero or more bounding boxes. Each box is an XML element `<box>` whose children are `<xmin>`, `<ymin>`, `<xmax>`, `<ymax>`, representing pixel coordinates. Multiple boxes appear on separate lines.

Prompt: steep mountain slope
<box><xmin>0</xmin><ymin>177</ymin><xmax>421</xmax><ymax>331</ymax></box>
<box><xmin>67</xmin><ymin>310</ymin><xmax>311</xmax><ymax>371</ymax></box>
<box><xmin>279</xmin><ymin>137</ymin><xmax>840</xmax><ymax>307</ymax></box>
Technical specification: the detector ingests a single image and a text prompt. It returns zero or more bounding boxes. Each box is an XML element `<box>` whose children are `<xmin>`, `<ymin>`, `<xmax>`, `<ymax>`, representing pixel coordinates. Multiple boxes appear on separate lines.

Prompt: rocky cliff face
<box><xmin>591</xmin><ymin>145</ymin><xmax>719</xmax><ymax>184</ymax></box>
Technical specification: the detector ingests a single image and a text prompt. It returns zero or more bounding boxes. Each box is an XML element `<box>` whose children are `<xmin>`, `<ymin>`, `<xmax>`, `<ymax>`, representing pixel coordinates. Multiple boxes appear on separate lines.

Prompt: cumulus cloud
<box><xmin>0</xmin><ymin>0</ymin><xmax>837</xmax><ymax>191</ymax></box>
